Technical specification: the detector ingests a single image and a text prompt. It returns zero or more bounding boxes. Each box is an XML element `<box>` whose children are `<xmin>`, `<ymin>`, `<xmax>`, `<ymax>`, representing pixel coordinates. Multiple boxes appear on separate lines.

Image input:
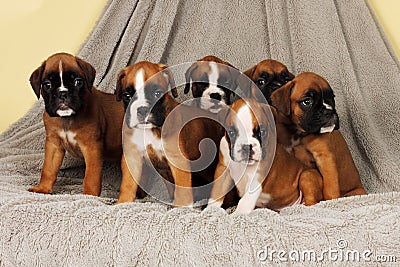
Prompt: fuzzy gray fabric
<box><xmin>0</xmin><ymin>0</ymin><xmax>399</xmax><ymax>266</ymax></box>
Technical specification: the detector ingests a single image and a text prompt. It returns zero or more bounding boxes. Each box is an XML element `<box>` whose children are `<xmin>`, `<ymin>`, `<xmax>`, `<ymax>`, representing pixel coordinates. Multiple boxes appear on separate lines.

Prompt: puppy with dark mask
<box><xmin>115</xmin><ymin>61</ymin><xmax>239</xmax><ymax>207</ymax></box>
<box><xmin>184</xmin><ymin>55</ymin><xmax>239</xmax><ymax>113</ymax></box>
<box><xmin>243</xmin><ymin>59</ymin><xmax>294</xmax><ymax>103</ymax></box>
<box><xmin>271</xmin><ymin>72</ymin><xmax>366</xmax><ymax>200</ymax></box>
<box><xmin>28</xmin><ymin>53</ymin><xmax>124</xmax><ymax>196</ymax></box>
<box><xmin>207</xmin><ymin>98</ymin><xmax>323</xmax><ymax>214</ymax></box>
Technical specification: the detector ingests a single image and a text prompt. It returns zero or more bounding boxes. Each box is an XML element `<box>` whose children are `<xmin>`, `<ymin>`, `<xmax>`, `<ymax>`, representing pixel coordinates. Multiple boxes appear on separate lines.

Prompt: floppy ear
<box><xmin>226</xmin><ymin>64</ymin><xmax>240</xmax><ymax>91</ymax></box>
<box><xmin>29</xmin><ymin>61</ymin><xmax>46</xmax><ymax>99</ymax></box>
<box><xmin>184</xmin><ymin>62</ymin><xmax>198</xmax><ymax>94</ymax></box>
<box><xmin>75</xmin><ymin>56</ymin><xmax>96</xmax><ymax>92</ymax></box>
<box><xmin>270</xmin><ymin>80</ymin><xmax>294</xmax><ymax>116</ymax></box>
<box><xmin>243</xmin><ymin>65</ymin><xmax>256</xmax><ymax>79</ymax></box>
<box><xmin>115</xmin><ymin>68</ymin><xmax>127</xmax><ymax>101</ymax></box>
<box><xmin>159</xmin><ymin>64</ymin><xmax>178</xmax><ymax>98</ymax></box>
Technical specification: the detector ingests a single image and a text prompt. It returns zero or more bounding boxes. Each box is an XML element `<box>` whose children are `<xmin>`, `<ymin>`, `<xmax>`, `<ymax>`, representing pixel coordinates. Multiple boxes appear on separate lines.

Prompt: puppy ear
<box><xmin>243</xmin><ymin>65</ymin><xmax>256</xmax><ymax>79</ymax></box>
<box><xmin>115</xmin><ymin>68</ymin><xmax>127</xmax><ymax>102</ymax></box>
<box><xmin>270</xmin><ymin>81</ymin><xmax>294</xmax><ymax>116</ymax></box>
<box><xmin>29</xmin><ymin>61</ymin><xmax>46</xmax><ymax>99</ymax></box>
<box><xmin>75</xmin><ymin>56</ymin><xmax>96</xmax><ymax>92</ymax></box>
<box><xmin>159</xmin><ymin>64</ymin><xmax>178</xmax><ymax>98</ymax></box>
<box><xmin>184</xmin><ymin>62</ymin><xmax>198</xmax><ymax>94</ymax></box>
<box><xmin>226</xmin><ymin>64</ymin><xmax>240</xmax><ymax>91</ymax></box>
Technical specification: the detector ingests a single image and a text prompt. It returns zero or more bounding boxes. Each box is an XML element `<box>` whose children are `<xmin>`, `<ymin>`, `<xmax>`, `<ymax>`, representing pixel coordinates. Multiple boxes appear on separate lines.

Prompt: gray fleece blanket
<box><xmin>0</xmin><ymin>0</ymin><xmax>399</xmax><ymax>266</ymax></box>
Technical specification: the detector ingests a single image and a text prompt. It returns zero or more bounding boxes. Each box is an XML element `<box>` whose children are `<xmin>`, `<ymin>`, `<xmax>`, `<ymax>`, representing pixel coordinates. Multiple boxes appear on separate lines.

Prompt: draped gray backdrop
<box><xmin>0</xmin><ymin>0</ymin><xmax>399</xmax><ymax>266</ymax></box>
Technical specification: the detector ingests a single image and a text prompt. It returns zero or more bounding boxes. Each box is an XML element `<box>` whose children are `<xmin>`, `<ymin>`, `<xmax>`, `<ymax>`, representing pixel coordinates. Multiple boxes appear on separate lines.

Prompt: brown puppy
<box><xmin>115</xmin><ymin>61</ymin><xmax>226</xmax><ymax>207</ymax></box>
<box><xmin>271</xmin><ymin>72</ymin><xmax>366</xmax><ymax>199</ymax></box>
<box><xmin>28</xmin><ymin>53</ymin><xmax>124</xmax><ymax>196</ymax></box>
<box><xmin>207</xmin><ymin>99</ymin><xmax>323</xmax><ymax>214</ymax></box>
<box><xmin>184</xmin><ymin>55</ymin><xmax>239</xmax><ymax>113</ymax></box>
<box><xmin>243</xmin><ymin>59</ymin><xmax>294</xmax><ymax>103</ymax></box>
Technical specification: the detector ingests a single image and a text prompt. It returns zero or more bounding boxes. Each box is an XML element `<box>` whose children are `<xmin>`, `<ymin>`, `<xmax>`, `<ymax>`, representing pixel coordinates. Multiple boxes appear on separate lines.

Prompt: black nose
<box><xmin>137</xmin><ymin>106</ymin><xmax>149</xmax><ymax>117</ymax></box>
<box><xmin>58</xmin><ymin>92</ymin><xmax>68</xmax><ymax>101</ymax></box>
<box><xmin>323</xmin><ymin>108</ymin><xmax>334</xmax><ymax>117</ymax></box>
<box><xmin>210</xmin><ymin>93</ymin><xmax>222</xmax><ymax>101</ymax></box>
<box><xmin>242</xmin><ymin>144</ymin><xmax>253</xmax><ymax>157</ymax></box>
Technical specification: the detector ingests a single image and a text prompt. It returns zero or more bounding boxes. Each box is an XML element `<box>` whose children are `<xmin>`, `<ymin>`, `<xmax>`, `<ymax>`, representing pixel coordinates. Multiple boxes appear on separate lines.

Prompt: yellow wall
<box><xmin>368</xmin><ymin>0</ymin><xmax>400</xmax><ymax>58</ymax></box>
<box><xmin>0</xmin><ymin>0</ymin><xmax>399</xmax><ymax>133</ymax></box>
<box><xmin>0</xmin><ymin>0</ymin><xmax>107</xmax><ymax>133</ymax></box>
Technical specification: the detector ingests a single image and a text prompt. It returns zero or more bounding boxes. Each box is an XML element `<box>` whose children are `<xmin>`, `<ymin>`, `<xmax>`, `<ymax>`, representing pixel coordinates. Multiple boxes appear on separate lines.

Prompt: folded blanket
<box><xmin>0</xmin><ymin>0</ymin><xmax>399</xmax><ymax>265</ymax></box>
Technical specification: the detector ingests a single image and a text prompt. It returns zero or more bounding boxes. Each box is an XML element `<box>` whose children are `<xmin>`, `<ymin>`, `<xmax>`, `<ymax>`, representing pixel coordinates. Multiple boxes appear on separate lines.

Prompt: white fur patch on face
<box><xmin>320</xmin><ymin>124</ymin><xmax>335</xmax><ymax>134</ymax></box>
<box><xmin>56</xmin><ymin>109</ymin><xmax>74</xmax><ymax>117</ymax></box>
<box><xmin>127</xmin><ymin>68</ymin><xmax>150</xmax><ymax>128</ymax></box>
<box><xmin>58</xmin><ymin>60</ymin><xmax>68</xmax><ymax>92</ymax></box>
<box><xmin>197</xmin><ymin>62</ymin><xmax>227</xmax><ymax>113</ymax></box>
<box><xmin>323</xmin><ymin>102</ymin><xmax>333</xmax><ymax>110</ymax></box>
<box><xmin>232</xmin><ymin>105</ymin><xmax>262</xmax><ymax>162</ymax></box>
<box><xmin>199</xmin><ymin>87</ymin><xmax>226</xmax><ymax>113</ymax></box>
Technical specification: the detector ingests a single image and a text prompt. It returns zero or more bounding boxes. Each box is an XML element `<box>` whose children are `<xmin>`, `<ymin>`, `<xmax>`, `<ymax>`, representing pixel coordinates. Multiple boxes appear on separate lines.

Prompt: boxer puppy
<box><xmin>28</xmin><ymin>53</ymin><xmax>124</xmax><ymax>196</ymax></box>
<box><xmin>115</xmin><ymin>61</ymin><xmax>228</xmax><ymax>207</ymax></box>
<box><xmin>243</xmin><ymin>59</ymin><xmax>294</xmax><ymax>103</ymax></box>
<box><xmin>207</xmin><ymin>99</ymin><xmax>323</xmax><ymax>214</ymax></box>
<box><xmin>270</xmin><ymin>72</ymin><xmax>367</xmax><ymax>199</ymax></box>
<box><xmin>184</xmin><ymin>55</ymin><xmax>239</xmax><ymax>113</ymax></box>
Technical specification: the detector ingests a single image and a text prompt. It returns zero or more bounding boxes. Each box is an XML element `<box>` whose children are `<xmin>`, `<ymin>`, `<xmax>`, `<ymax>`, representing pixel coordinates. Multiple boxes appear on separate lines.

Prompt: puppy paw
<box><xmin>232</xmin><ymin>207</ymin><xmax>253</xmax><ymax>215</ymax></box>
<box><xmin>28</xmin><ymin>185</ymin><xmax>52</xmax><ymax>194</ymax></box>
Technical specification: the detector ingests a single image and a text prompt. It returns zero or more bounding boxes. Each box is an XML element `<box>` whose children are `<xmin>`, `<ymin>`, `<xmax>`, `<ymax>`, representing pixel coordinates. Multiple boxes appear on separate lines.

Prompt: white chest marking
<box><xmin>129</xmin><ymin>129</ymin><xmax>163</xmax><ymax>158</ymax></box>
<box><xmin>58</xmin><ymin>60</ymin><xmax>68</xmax><ymax>92</ymax></box>
<box><xmin>59</xmin><ymin>130</ymin><xmax>77</xmax><ymax>146</ymax></box>
<box><xmin>285</xmin><ymin>136</ymin><xmax>300</xmax><ymax>154</ymax></box>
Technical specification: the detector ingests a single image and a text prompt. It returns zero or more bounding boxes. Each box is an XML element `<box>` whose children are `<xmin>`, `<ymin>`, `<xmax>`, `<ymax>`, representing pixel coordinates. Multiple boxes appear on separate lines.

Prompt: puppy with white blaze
<box><xmin>208</xmin><ymin>99</ymin><xmax>323</xmax><ymax>214</ymax></box>
<box><xmin>184</xmin><ymin>55</ymin><xmax>239</xmax><ymax>113</ymax></box>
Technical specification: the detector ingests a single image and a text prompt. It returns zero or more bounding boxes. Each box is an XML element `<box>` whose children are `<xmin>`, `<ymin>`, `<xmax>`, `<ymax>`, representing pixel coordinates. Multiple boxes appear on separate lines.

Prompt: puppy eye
<box><xmin>122</xmin><ymin>92</ymin><xmax>131</xmax><ymax>103</ymax></box>
<box><xmin>300</xmin><ymin>98</ymin><xmax>313</xmax><ymax>107</ymax></box>
<box><xmin>42</xmin><ymin>81</ymin><xmax>51</xmax><ymax>90</ymax></box>
<box><xmin>154</xmin><ymin>89</ymin><xmax>164</xmax><ymax>99</ymax></box>
<box><xmin>259</xmin><ymin>127</ymin><xmax>267</xmax><ymax>137</ymax></box>
<box><xmin>74</xmin><ymin>78</ymin><xmax>83</xmax><ymax>88</ymax></box>
<box><xmin>256</xmin><ymin>78</ymin><xmax>266</xmax><ymax>86</ymax></box>
<box><xmin>227</xmin><ymin>129</ymin><xmax>237</xmax><ymax>138</ymax></box>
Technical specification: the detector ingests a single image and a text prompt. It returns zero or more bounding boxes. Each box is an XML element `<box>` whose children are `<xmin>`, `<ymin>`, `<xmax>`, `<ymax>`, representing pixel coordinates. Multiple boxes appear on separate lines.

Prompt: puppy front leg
<box><xmin>207</xmin><ymin>162</ymin><xmax>231</xmax><ymax>208</ymax></box>
<box><xmin>233</xmin><ymin>180</ymin><xmax>262</xmax><ymax>215</ymax></box>
<box><xmin>117</xmin><ymin>155</ymin><xmax>143</xmax><ymax>203</ymax></box>
<box><xmin>169</xmin><ymin>163</ymin><xmax>193</xmax><ymax>207</ymax></box>
<box><xmin>299</xmin><ymin>168</ymin><xmax>323</xmax><ymax>206</ymax></box>
<box><xmin>312</xmin><ymin>152</ymin><xmax>340</xmax><ymax>200</ymax></box>
<box><xmin>29</xmin><ymin>138</ymin><xmax>65</xmax><ymax>194</ymax></box>
<box><xmin>81</xmin><ymin>142</ymin><xmax>103</xmax><ymax>196</ymax></box>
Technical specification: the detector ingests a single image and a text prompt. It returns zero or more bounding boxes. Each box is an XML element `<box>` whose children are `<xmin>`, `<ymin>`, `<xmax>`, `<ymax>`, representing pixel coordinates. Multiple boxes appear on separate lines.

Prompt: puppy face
<box><xmin>220</xmin><ymin>99</ymin><xmax>272</xmax><ymax>164</ymax></box>
<box><xmin>244</xmin><ymin>59</ymin><xmax>294</xmax><ymax>103</ymax></box>
<box><xmin>184</xmin><ymin>56</ymin><xmax>238</xmax><ymax>113</ymax></box>
<box><xmin>115</xmin><ymin>62</ymin><xmax>177</xmax><ymax>129</ymax></box>
<box><xmin>271</xmin><ymin>72</ymin><xmax>339</xmax><ymax>134</ymax></box>
<box><xmin>29</xmin><ymin>53</ymin><xmax>95</xmax><ymax>117</ymax></box>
